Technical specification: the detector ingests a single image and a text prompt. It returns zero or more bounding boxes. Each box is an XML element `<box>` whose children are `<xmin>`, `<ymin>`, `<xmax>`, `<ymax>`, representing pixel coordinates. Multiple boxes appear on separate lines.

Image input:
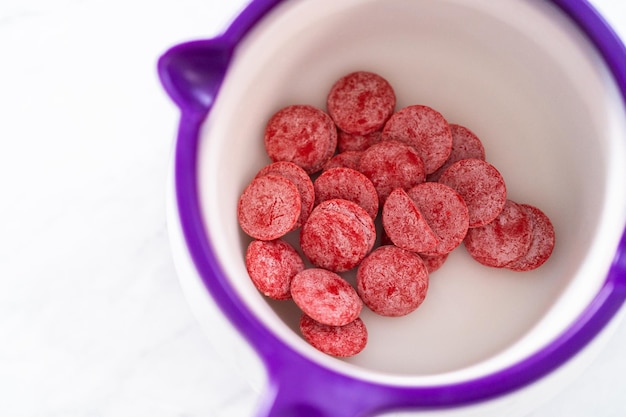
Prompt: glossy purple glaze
<box><xmin>158</xmin><ymin>0</ymin><xmax>626</xmax><ymax>416</ymax></box>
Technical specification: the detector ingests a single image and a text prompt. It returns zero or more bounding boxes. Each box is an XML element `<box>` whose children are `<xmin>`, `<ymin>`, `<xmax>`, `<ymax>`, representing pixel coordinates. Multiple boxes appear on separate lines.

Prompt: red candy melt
<box><xmin>322</xmin><ymin>150</ymin><xmax>363</xmax><ymax>171</ymax></box>
<box><xmin>256</xmin><ymin>161</ymin><xmax>315</xmax><ymax>228</ymax></box>
<box><xmin>237</xmin><ymin>70</ymin><xmax>557</xmax><ymax>358</ymax></box>
<box><xmin>382</xmin><ymin>188</ymin><xmax>438</xmax><ymax>253</ymax></box>
<box><xmin>358</xmin><ymin>140</ymin><xmax>426</xmax><ymax>203</ymax></box>
<box><xmin>291</xmin><ymin>268</ymin><xmax>362</xmax><ymax>326</ymax></box>
<box><xmin>337</xmin><ymin>129</ymin><xmax>382</xmax><ymax>152</ymax></box>
<box><xmin>407</xmin><ymin>182</ymin><xmax>469</xmax><ymax>256</ymax></box>
<box><xmin>300</xmin><ymin>199</ymin><xmax>376</xmax><ymax>272</ymax></box>
<box><xmin>327</xmin><ymin>71</ymin><xmax>396</xmax><ymax>135</ymax></box>
<box><xmin>300</xmin><ymin>314</ymin><xmax>368</xmax><ymax>357</ymax></box>
<box><xmin>420</xmin><ymin>253</ymin><xmax>449</xmax><ymax>273</ymax></box>
<box><xmin>438</xmin><ymin>158</ymin><xmax>507</xmax><ymax>228</ymax></box>
<box><xmin>428</xmin><ymin>123</ymin><xmax>486</xmax><ymax>181</ymax></box>
<box><xmin>464</xmin><ymin>200</ymin><xmax>533</xmax><ymax>267</ymax></box>
<box><xmin>506</xmin><ymin>204</ymin><xmax>555</xmax><ymax>271</ymax></box>
<box><xmin>237</xmin><ymin>174</ymin><xmax>301</xmax><ymax>241</ymax></box>
<box><xmin>314</xmin><ymin>167</ymin><xmax>379</xmax><ymax>220</ymax></box>
<box><xmin>357</xmin><ymin>245</ymin><xmax>429</xmax><ymax>317</ymax></box>
<box><xmin>264</xmin><ymin>104</ymin><xmax>337</xmax><ymax>174</ymax></box>
<box><xmin>245</xmin><ymin>239</ymin><xmax>305</xmax><ymax>300</ymax></box>
<box><xmin>381</xmin><ymin>105</ymin><xmax>453</xmax><ymax>174</ymax></box>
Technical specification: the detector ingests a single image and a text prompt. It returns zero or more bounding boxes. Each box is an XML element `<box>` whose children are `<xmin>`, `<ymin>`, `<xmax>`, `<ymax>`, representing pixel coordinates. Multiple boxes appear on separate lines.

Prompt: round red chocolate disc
<box><xmin>420</xmin><ymin>253</ymin><xmax>449</xmax><ymax>273</ymax></box>
<box><xmin>506</xmin><ymin>204</ymin><xmax>555</xmax><ymax>271</ymax></box>
<box><xmin>358</xmin><ymin>140</ymin><xmax>426</xmax><ymax>204</ymax></box>
<box><xmin>291</xmin><ymin>268</ymin><xmax>362</xmax><ymax>326</ymax></box>
<box><xmin>300</xmin><ymin>314</ymin><xmax>368</xmax><ymax>357</ymax></box>
<box><xmin>428</xmin><ymin>123</ymin><xmax>486</xmax><ymax>181</ymax></box>
<box><xmin>406</xmin><ymin>182</ymin><xmax>469</xmax><ymax>256</ymax></box>
<box><xmin>381</xmin><ymin>105</ymin><xmax>453</xmax><ymax>174</ymax></box>
<box><xmin>314</xmin><ymin>167</ymin><xmax>379</xmax><ymax>220</ymax></box>
<box><xmin>256</xmin><ymin>161</ymin><xmax>315</xmax><ymax>228</ymax></box>
<box><xmin>237</xmin><ymin>174</ymin><xmax>302</xmax><ymax>241</ymax></box>
<box><xmin>245</xmin><ymin>239</ymin><xmax>305</xmax><ymax>300</ymax></box>
<box><xmin>327</xmin><ymin>71</ymin><xmax>396</xmax><ymax>135</ymax></box>
<box><xmin>382</xmin><ymin>188</ymin><xmax>438</xmax><ymax>253</ymax></box>
<box><xmin>357</xmin><ymin>245</ymin><xmax>429</xmax><ymax>317</ymax></box>
<box><xmin>464</xmin><ymin>200</ymin><xmax>533</xmax><ymax>267</ymax></box>
<box><xmin>264</xmin><ymin>104</ymin><xmax>337</xmax><ymax>174</ymax></box>
<box><xmin>438</xmin><ymin>158</ymin><xmax>507</xmax><ymax>228</ymax></box>
<box><xmin>300</xmin><ymin>199</ymin><xmax>376</xmax><ymax>272</ymax></box>
<box><xmin>322</xmin><ymin>150</ymin><xmax>363</xmax><ymax>172</ymax></box>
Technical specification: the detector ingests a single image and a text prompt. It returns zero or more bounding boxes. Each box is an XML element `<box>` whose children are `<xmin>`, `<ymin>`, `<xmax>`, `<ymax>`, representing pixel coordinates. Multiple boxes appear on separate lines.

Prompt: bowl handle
<box><xmin>253</xmin><ymin>355</ymin><xmax>390</xmax><ymax>417</ymax></box>
<box><xmin>248</xmin><ymin>341</ymin><xmax>426</xmax><ymax>417</ymax></box>
<box><xmin>157</xmin><ymin>39</ymin><xmax>233</xmax><ymax>115</ymax></box>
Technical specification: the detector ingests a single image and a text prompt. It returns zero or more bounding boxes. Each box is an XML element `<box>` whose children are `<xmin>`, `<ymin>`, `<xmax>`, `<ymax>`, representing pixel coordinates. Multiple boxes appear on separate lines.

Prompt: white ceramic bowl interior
<box><xmin>197</xmin><ymin>0</ymin><xmax>626</xmax><ymax>386</ymax></box>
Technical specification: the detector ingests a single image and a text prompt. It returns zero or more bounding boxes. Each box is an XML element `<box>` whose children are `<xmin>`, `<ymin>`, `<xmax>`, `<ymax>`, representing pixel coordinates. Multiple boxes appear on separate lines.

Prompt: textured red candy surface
<box><xmin>291</xmin><ymin>268</ymin><xmax>362</xmax><ymax>326</ymax></box>
<box><xmin>300</xmin><ymin>199</ymin><xmax>376</xmax><ymax>272</ymax></box>
<box><xmin>506</xmin><ymin>204</ymin><xmax>555</xmax><ymax>271</ymax></box>
<box><xmin>381</xmin><ymin>105</ymin><xmax>453</xmax><ymax>174</ymax></box>
<box><xmin>420</xmin><ymin>253</ymin><xmax>448</xmax><ymax>273</ymax></box>
<box><xmin>327</xmin><ymin>71</ymin><xmax>396</xmax><ymax>135</ymax></box>
<box><xmin>357</xmin><ymin>245</ymin><xmax>429</xmax><ymax>317</ymax></box>
<box><xmin>438</xmin><ymin>158</ymin><xmax>507</xmax><ymax>228</ymax></box>
<box><xmin>322</xmin><ymin>150</ymin><xmax>363</xmax><ymax>171</ymax></box>
<box><xmin>256</xmin><ymin>161</ymin><xmax>315</xmax><ymax>228</ymax></box>
<box><xmin>382</xmin><ymin>188</ymin><xmax>438</xmax><ymax>253</ymax></box>
<box><xmin>300</xmin><ymin>314</ymin><xmax>368</xmax><ymax>357</ymax></box>
<box><xmin>407</xmin><ymin>182</ymin><xmax>469</xmax><ymax>256</ymax></box>
<box><xmin>428</xmin><ymin>124</ymin><xmax>486</xmax><ymax>181</ymax></box>
<box><xmin>264</xmin><ymin>104</ymin><xmax>337</xmax><ymax>174</ymax></box>
<box><xmin>314</xmin><ymin>167</ymin><xmax>379</xmax><ymax>219</ymax></box>
<box><xmin>358</xmin><ymin>140</ymin><xmax>426</xmax><ymax>204</ymax></box>
<box><xmin>238</xmin><ymin>174</ymin><xmax>301</xmax><ymax>241</ymax></box>
<box><xmin>245</xmin><ymin>239</ymin><xmax>305</xmax><ymax>300</ymax></box>
<box><xmin>337</xmin><ymin>129</ymin><xmax>382</xmax><ymax>153</ymax></box>
<box><xmin>464</xmin><ymin>200</ymin><xmax>533</xmax><ymax>267</ymax></box>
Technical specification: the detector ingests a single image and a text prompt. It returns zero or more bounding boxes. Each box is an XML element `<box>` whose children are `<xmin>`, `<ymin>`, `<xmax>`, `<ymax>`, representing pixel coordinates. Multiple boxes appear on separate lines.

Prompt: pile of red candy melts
<box><xmin>237</xmin><ymin>71</ymin><xmax>555</xmax><ymax>357</ymax></box>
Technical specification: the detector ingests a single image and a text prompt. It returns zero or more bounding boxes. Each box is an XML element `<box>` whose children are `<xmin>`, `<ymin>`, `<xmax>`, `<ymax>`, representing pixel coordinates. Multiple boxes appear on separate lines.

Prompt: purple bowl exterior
<box><xmin>158</xmin><ymin>0</ymin><xmax>626</xmax><ymax>416</ymax></box>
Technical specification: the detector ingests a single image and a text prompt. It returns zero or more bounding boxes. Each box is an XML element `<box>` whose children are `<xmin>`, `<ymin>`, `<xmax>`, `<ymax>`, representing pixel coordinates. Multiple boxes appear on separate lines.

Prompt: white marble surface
<box><xmin>1</xmin><ymin>1</ymin><xmax>625</xmax><ymax>416</ymax></box>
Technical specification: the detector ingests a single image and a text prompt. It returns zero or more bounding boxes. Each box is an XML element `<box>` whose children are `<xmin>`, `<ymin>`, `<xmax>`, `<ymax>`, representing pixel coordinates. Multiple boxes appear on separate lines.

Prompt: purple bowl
<box><xmin>159</xmin><ymin>0</ymin><xmax>626</xmax><ymax>415</ymax></box>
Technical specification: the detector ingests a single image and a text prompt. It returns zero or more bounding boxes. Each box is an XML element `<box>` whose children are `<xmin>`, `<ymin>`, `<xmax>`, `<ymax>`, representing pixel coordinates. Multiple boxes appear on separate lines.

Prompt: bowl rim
<box><xmin>158</xmin><ymin>0</ymin><xmax>626</xmax><ymax>413</ymax></box>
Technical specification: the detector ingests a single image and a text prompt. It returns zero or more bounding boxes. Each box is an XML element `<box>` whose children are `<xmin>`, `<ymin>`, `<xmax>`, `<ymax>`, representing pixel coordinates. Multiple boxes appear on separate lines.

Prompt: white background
<box><xmin>1</xmin><ymin>0</ymin><xmax>625</xmax><ymax>416</ymax></box>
